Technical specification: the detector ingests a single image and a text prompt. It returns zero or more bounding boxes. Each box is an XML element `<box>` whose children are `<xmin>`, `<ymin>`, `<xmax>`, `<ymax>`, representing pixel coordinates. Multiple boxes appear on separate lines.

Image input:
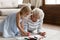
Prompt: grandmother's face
<box><xmin>31</xmin><ymin>13</ymin><xmax>40</xmax><ymax>22</ymax></box>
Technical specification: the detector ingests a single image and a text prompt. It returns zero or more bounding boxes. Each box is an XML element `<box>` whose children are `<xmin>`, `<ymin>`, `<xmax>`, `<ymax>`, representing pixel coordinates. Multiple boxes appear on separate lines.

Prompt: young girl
<box><xmin>0</xmin><ymin>6</ymin><xmax>31</xmax><ymax>38</ymax></box>
<box><xmin>25</xmin><ymin>8</ymin><xmax>46</xmax><ymax>37</ymax></box>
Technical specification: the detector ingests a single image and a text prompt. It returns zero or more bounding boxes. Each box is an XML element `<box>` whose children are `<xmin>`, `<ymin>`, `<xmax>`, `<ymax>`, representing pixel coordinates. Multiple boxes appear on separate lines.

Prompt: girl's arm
<box><xmin>16</xmin><ymin>13</ymin><xmax>28</xmax><ymax>36</ymax></box>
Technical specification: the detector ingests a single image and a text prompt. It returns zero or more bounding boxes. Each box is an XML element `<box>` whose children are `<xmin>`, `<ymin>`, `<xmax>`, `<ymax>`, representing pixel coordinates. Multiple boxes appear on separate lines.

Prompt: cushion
<box><xmin>0</xmin><ymin>9</ymin><xmax>20</xmax><ymax>16</ymax></box>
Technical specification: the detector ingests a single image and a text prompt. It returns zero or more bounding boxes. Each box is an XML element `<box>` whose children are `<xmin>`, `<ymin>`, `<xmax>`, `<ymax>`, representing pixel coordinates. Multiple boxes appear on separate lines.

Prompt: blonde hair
<box><xmin>20</xmin><ymin>6</ymin><xmax>31</xmax><ymax>16</ymax></box>
<box><xmin>32</xmin><ymin>8</ymin><xmax>44</xmax><ymax>19</ymax></box>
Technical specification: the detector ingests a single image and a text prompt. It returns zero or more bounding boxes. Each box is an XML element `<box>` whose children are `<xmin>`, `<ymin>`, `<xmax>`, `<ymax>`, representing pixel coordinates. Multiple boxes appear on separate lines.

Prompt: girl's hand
<box><xmin>21</xmin><ymin>32</ymin><xmax>30</xmax><ymax>36</ymax></box>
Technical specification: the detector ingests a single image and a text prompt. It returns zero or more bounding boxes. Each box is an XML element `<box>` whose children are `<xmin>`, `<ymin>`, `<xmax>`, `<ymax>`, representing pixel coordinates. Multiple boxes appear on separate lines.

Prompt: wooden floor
<box><xmin>0</xmin><ymin>24</ymin><xmax>60</xmax><ymax>40</ymax></box>
<box><xmin>43</xmin><ymin>24</ymin><xmax>60</xmax><ymax>31</ymax></box>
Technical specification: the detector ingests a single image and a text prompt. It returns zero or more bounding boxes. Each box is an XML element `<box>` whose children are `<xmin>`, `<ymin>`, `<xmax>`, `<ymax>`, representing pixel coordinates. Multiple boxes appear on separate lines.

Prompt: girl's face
<box><xmin>31</xmin><ymin>13</ymin><xmax>40</xmax><ymax>22</ymax></box>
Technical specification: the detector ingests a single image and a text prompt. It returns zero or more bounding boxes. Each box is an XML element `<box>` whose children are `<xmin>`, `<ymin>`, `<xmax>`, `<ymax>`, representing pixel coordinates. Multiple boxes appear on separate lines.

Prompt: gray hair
<box><xmin>32</xmin><ymin>8</ymin><xmax>44</xmax><ymax>19</ymax></box>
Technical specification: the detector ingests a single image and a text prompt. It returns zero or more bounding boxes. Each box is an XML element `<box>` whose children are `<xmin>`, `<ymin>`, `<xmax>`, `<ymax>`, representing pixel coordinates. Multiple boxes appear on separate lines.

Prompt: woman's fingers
<box><xmin>40</xmin><ymin>32</ymin><xmax>46</xmax><ymax>36</ymax></box>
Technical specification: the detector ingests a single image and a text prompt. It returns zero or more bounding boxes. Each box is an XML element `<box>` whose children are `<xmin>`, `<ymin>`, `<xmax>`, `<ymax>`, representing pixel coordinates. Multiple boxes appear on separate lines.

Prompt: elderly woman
<box><xmin>24</xmin><ymin>8</ymin><xmax>46</xmax><ymax>37</ymax></box>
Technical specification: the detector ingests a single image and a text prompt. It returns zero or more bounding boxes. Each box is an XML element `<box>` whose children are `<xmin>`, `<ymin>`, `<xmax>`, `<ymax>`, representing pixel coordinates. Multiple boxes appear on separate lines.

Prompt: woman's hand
<box><xmin>39</xmin><ymin>32</ymin><xmax>46</xmax><ymax>37</ymax></box>
<box><xmin>38</xmin><ymin>32</ymin><xmax>46</xmax><ymax>39</ymax></box>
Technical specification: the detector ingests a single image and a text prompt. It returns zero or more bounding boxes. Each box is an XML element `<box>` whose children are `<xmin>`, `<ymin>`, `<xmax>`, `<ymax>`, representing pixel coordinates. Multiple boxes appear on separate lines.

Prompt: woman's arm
<box><xmin>37</xmin><ymin>10</ymin><xmax>46</xmax><ymax>36</ymax></box>
<box><xmin>37</xmin><ymin>19</ymin><xmax>43</xmax><ymax>33</ymax></box>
